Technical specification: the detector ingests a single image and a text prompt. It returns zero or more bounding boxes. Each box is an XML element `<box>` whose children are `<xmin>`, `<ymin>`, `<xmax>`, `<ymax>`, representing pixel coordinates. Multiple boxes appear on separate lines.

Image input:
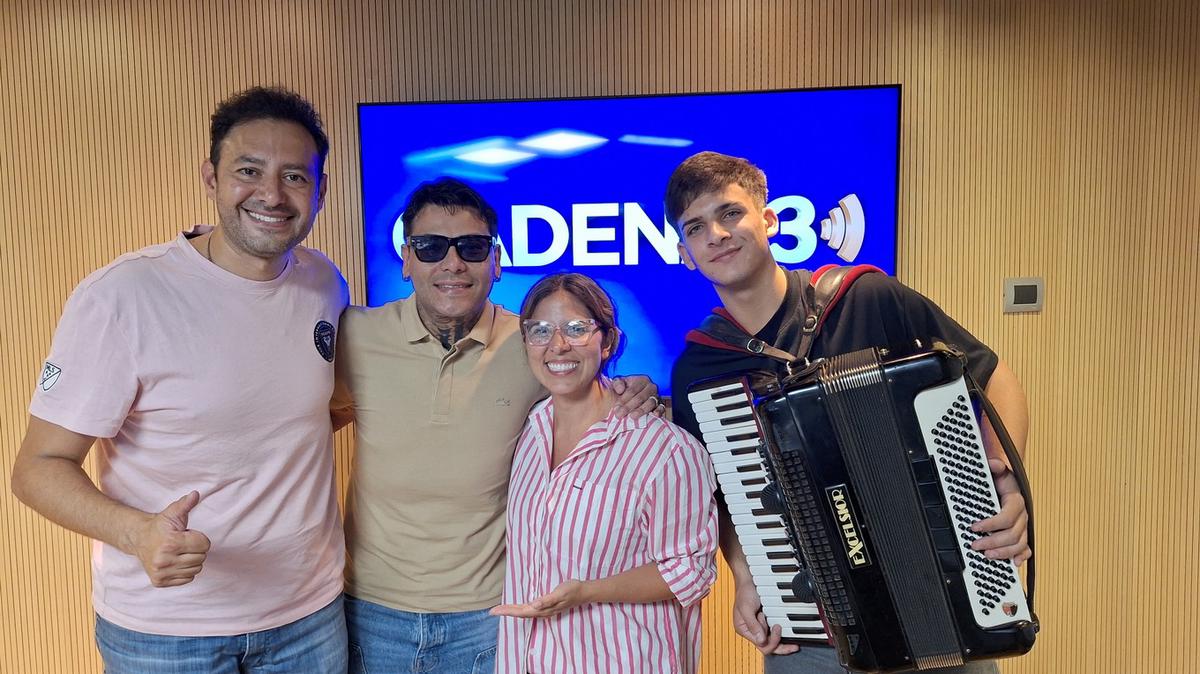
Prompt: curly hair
<box><xmin>209</xmin><ymin>86</ymin><xmax>329</xmax><ymax>171</ymax></box>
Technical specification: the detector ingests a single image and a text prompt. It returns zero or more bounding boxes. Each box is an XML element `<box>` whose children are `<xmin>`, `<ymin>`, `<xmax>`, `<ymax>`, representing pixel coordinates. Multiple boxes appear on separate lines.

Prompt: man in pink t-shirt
<box><xmin>11</xmin><ymin>87</ymin><xmax>350</xmax><ymax>673</ymax></box>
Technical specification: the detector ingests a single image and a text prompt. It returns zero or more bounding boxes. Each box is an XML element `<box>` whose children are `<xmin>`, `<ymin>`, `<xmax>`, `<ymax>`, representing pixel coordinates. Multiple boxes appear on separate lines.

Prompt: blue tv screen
<box><xmin>358</xmin><ymin>86</ymin><xmax>900</xmax><ymax>396</ymax></box>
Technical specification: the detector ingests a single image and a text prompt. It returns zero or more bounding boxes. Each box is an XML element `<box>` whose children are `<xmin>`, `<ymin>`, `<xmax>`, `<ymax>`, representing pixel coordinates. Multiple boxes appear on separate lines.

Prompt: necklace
<box><xmin>204</xmin><ymin>234</ymin><xmax>214</xmax><ymax>263</ymax></box>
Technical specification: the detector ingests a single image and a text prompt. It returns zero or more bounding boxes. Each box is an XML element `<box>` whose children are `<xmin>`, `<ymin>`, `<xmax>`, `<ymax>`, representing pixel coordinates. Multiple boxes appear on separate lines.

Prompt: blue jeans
<box><xmin>765</xmin><ymin>644</ymin><xmax>1001</xmax><ymax>674</ymax></box>
<box><xmin>345</xmin><ymin>595</ymin><xmax>497</xmax><ymax>674</ymax></box>
<box><xmin>95</xmin><ymin>595</ymin><xmax>347</xmax><ymax>674</ymax></box>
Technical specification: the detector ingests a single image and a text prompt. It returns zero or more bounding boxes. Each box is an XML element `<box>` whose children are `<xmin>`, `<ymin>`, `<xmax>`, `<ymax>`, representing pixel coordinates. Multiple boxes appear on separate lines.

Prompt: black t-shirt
<box><xmin>670</xmin><ymin>272</ymin><xmax>999</xmax><ymax>441</ymax></box>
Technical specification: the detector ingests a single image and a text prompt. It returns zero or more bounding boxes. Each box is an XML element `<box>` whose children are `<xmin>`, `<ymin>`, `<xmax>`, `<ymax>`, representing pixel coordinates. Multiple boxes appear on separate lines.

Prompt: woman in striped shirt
<box><xmin>492</xmin><ymin>272</ymin><xmax>719</xmax><ymax>674</ymax></box>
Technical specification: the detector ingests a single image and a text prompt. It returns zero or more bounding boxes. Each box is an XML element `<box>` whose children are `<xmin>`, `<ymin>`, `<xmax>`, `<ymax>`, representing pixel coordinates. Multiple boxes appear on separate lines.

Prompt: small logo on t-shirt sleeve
<box><xmin>314</xmin><ymin>321</ymin><xmax>336</xmax><ymax>362</ymax></box>
<box><xmin>39</xmin><ymin>362</ymin><xmax>62</xmax><ymax>391</ymax></box>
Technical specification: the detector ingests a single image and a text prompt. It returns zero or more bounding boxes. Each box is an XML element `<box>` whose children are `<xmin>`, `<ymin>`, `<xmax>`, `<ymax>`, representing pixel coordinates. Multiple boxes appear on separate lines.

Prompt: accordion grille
<box><xmin>774</xmin><ymin>452</ymin><xmax>857</xmax><ymax>626</ymax></box>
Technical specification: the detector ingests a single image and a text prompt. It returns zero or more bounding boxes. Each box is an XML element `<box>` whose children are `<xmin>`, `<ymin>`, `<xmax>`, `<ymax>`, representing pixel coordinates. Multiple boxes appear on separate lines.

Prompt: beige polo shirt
<box><xmin>332</xmin><ymin>297</ymin><xmax>546</xmax><ymax>613</ymax></box>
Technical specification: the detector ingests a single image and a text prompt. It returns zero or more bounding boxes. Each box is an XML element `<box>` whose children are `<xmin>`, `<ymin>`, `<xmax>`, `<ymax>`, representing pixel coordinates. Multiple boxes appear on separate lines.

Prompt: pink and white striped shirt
<box><xmin>498</xmin><ymin>398</ymin><xmax>719</xmax><ymax>674</ymax></box>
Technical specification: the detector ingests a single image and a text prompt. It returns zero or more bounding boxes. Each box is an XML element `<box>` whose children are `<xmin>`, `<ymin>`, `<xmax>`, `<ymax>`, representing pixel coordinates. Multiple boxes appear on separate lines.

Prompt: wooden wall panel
<box><xmin>1</xmin><ymin>1</ymin><xmax>1196</xmax><ymax>672</ymax></box>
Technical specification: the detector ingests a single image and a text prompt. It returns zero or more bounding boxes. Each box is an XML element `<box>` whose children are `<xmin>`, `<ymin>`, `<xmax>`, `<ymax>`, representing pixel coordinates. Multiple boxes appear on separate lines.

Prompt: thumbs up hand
<box><xmin>132</xmin><ymin>491</ymin><xmax>212</xmax><ymax>588</ymax></box>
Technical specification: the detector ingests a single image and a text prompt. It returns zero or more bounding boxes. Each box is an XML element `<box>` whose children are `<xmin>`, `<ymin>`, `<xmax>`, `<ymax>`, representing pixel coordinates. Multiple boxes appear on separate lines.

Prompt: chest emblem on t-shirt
<box><xmin>39</xmin><ymin>362</ymin><xmax>62</xmax><ymax>391</ymax></box>
<box><xmin>313</xmin><ymin>321</ymin><xmax>336</xmax><ymax>362</ymax></box>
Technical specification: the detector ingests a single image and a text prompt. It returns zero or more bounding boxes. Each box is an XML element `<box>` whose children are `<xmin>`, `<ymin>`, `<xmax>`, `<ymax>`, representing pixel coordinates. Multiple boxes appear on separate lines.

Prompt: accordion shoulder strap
<box><xmin>685</xmin><ymin>308</ymin><xmax>797</xmax><ymax>364</ymax></box>
<box><xmin>796</xmin><ymin>264</ymin><xmax>884</xmax><ymax>360</ymax></box>
<box><xmin>685</xmin><ymin>264</ymin><xmax>883</xmax><ymax>365</ymax></box>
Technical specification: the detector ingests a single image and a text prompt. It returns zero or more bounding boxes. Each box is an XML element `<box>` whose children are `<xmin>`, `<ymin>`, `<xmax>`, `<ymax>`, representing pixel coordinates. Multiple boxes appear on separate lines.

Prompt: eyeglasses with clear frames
<box><xmin>521</xmin><ymin>319</ymin><xmax>601</xmax><ymax>347</ymax></box>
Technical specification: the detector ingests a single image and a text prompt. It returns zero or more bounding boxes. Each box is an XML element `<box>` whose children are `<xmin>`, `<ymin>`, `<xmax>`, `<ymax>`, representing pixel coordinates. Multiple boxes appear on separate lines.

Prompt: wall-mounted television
<box><xmin>358</xmin><ymin>86</ymin><xmax>900</xmax><ymax>395</ymax></box>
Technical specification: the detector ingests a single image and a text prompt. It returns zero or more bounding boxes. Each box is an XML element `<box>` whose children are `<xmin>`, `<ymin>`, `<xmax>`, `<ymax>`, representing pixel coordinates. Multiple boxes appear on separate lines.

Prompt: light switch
<box><xmin>1003</xmin><ymin>277</ymin><xmax>1043</xmax><ymax>313</ymax></box>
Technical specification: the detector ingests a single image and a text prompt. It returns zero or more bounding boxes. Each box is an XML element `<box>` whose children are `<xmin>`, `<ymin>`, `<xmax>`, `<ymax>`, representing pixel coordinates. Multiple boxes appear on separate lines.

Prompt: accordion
<box><xmin>689</xmin><ymin>344</ymin><xmax>1038</xmax><ymax>672</ymax></box>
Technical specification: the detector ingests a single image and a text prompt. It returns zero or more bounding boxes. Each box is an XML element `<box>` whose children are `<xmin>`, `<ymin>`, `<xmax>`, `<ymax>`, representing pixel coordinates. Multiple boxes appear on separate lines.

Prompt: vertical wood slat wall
<box><xmin>1</xmin><ymin>1</ymin><xmax>1196</xmax><ymax>671</ymax></box>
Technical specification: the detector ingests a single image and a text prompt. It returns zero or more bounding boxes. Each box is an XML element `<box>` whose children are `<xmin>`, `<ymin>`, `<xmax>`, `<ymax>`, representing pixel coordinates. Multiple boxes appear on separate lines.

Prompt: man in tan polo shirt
<box><xmin>331</xmin><ymin>177</ymin><xmax>659</xmax><ymax>674</ymax></box>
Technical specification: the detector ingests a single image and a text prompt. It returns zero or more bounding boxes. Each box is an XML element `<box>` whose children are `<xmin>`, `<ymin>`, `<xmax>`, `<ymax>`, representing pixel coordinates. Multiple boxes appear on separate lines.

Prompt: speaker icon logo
<box><xmin>819</xmin><ymin>194</ymin><xmax>866</xmax><ymax>262</ymax></box>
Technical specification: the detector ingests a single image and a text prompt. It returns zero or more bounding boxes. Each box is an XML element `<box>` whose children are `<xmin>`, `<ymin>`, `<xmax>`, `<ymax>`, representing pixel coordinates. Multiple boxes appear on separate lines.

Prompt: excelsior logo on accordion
<box><xmin>827</xmin><ymin>485</ymin><xmax>871</xmax><ymax>568</ymax></box>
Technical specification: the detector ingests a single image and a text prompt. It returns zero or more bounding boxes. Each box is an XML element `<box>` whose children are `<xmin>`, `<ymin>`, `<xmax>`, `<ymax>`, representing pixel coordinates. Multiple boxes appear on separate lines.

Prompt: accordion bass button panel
<box><xmin>688</xmin><ymin>380</ymin><xmax>830</xmax><ymax>644</ymax></box>
<box><xmin>913</xmin><ymin>378</ymin><xmax>1033</xmax><ymax>627</ymax></box>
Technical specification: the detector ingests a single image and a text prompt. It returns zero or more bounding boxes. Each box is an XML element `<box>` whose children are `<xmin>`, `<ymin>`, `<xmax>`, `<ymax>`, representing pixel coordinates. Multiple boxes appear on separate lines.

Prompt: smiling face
<box><xmin>675</xmin><ymin>183</ymin><xmax>779</xmax><ymax>293</ymax></box>
<box><xmin>524</xmin><ymin>290</ymin><xmax>613</xmax><ymax>400</ymax></box>
<box><xmin>402</xmin><ymin>204</ymin><xmax>500</xmax><ymax>329</ymax></box>
<box><xmin>202</xmin><ymin>118</ymin><xmax>326</xmax><ymax>263</ymax></box>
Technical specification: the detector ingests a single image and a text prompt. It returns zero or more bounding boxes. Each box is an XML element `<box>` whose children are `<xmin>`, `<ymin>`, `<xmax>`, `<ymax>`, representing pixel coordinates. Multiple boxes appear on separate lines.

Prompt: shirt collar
<box><xmin>531</xmin><ymin>379</ymin><xmax>653</xmax><ymax>449</ymax></box>
<box><xmin>598</xmin><ymin>400</ymin><xmax>653</xmax><ymax>440</ymax></box>
<box><xmin>398</xmin><ymin>297</ymin><xmax>498</xmax><ymax>347</ymax></box>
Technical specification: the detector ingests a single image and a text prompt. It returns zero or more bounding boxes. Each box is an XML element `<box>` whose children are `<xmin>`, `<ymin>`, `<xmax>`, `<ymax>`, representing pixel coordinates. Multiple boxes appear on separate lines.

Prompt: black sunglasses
<box><xmin>406</xmin><ymin>234</ymin><xmax>496</xmax><ymax>263</ymax></box>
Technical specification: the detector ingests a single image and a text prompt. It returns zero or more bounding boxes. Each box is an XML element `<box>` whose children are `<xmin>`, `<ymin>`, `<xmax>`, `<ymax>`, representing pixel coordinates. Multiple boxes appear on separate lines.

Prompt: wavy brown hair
<box><xmin>665</xmin><ymin>151</ymin><xmax>767</xmax><ymax>229</ymax></box>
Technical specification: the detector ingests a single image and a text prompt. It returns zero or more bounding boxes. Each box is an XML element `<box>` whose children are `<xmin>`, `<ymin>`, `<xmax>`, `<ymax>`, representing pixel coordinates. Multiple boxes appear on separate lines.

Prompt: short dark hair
<box><xmin>401</xmin><ymin>177</ymin><xmax>499</xmax><ymax>238</ymax></box>
<box><xmin>209</xmin><ymin>86</ymin><xmax>329</xmax><ymax>172</ymax></box>
<box><xmin>664</xmin><ymin>151</ymin><xmax>768</xmax><ymax>228</ymax></box>
<box><xmin>519</xmin><ymin>273</ymin><xmax>624</xmax><ymax>374</ymax></box>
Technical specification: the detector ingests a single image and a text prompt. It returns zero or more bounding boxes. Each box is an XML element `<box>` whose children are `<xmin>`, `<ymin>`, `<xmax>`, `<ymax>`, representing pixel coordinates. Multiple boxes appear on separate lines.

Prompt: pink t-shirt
<box><xmin>29</xmin><ymin>229</ymin><xmax>349</xmax><ymax>636</ymax></box>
